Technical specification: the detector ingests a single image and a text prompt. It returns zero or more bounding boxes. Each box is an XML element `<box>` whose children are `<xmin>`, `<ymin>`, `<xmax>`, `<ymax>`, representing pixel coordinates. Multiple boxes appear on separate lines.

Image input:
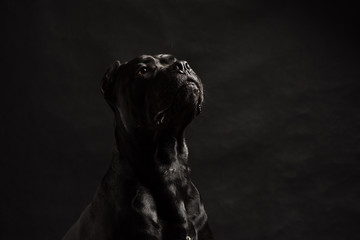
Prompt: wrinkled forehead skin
<box><xmin>112</xmin><ymin>54</ymin><xmax>179</xmax><ymax>102</ymax></box>
<box><xmin>128</xmin><ymin>54</ymin><xmax>178</xmax><ymax>70</ymax></box>
<box><xmin>120</xmin><ymin>54</ymin><xmax>179</xmax><ymax>101</ymax></box>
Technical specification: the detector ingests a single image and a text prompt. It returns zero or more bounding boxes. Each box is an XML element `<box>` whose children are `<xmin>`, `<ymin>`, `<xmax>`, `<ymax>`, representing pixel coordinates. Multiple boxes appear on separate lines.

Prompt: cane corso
<box><xmin>62</xmin><ymin>54</ymin><xmax>213</xmax><ymax>240</ymax></box>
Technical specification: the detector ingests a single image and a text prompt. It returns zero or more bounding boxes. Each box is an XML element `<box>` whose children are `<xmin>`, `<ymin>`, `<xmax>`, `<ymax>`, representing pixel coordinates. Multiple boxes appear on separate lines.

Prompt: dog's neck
<box><xmin>108</xmin><ymin>114</ymin><xmax>191</xmax><ymax>180</ymax></box>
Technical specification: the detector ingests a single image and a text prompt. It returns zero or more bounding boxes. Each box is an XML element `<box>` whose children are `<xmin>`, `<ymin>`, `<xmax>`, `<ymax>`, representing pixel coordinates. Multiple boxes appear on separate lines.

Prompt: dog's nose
<box><xmin>172</xmin><ymin>61</ymin><xmax>191</xmax><ymax>73</ymax></box>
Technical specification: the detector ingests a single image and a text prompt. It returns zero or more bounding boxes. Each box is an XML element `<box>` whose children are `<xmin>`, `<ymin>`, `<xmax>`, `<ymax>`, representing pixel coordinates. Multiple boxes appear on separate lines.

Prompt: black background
<box><xmin>2</xmin><ymin>1</ymin><xmax>360</xmax><ymax>239</ymax></box>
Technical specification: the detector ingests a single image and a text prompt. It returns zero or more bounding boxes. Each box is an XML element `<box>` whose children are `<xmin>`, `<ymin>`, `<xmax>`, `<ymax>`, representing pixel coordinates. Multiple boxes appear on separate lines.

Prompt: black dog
<box><xmin>62</xmin><ymin>54</ymin><xmax>213</xmax><ymax>240</ymax></box>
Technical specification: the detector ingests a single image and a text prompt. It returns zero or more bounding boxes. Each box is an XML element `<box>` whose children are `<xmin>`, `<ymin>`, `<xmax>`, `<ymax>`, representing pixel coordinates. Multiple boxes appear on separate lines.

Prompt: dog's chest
<box><xmin>130</xmin><ymin>164</ymin><xmax>204</xmax><ymax>239</ymax></box>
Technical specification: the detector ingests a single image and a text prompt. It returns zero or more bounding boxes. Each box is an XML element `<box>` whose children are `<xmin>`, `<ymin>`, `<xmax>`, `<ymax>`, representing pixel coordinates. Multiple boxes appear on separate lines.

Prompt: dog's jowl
<box><xmin>62</xmin><ymin>54</ymin><xmax>214</xmax><ymax>240</ymax></box>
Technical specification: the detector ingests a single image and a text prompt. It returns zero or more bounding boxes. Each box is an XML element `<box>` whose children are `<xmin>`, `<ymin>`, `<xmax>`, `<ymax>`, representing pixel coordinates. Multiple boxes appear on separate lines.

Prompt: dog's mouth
<box><xmin>174</xmin><ymin>71</ymin><xmax>201</xmax><ymax>90</ymax></box>
<box><xmin>153</xmin><ymin>81</ymin><xmax>203</xmax><ymax>126</ymax></box>
<box><xmin>186</xmin><ymin>79</ymin><xmax>201</xmax><ymax>91</ymax></box>
<box><xmin>154</xmin><ymin>108</ymin><xmax>168</xmax><ymax>126</ymax></box>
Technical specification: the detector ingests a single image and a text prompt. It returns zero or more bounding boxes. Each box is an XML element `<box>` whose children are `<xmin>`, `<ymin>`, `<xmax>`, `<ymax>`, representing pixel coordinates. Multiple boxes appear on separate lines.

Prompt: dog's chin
<box><xmin>153</xmin><ymin>84</ymin><xmax>202</xmax><ymax>127</ymax></box>
<box><xmin>178</xmin><ymin>81</ymin><xmax>201</xmax><ymax>101</ymax></box>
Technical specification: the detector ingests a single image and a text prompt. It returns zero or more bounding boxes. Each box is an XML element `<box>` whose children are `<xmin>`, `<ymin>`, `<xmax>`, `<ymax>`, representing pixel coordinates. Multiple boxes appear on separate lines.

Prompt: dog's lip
<box><xmin>154</xmin><ymin>108</ymin><xmax>169</xmax><ymax>126</ymax></box>
<box><xmin>168</xmin><ymin>69</ymin><xmax>201</xmax><ymax>89</ymax></box>
<box><xmin>178</xmin><ymin>73</ymin><xmax>201</xmax><ymax>90</ymax></box>
<box><xmin>153</xmin><ymin>81</ymin><xmax>202</xmax><ymax>126</ymax></box>
<box><xmin>186</xmin><ymin>79</ymin><xmax>200</xmax><ymax>89</ymax></box>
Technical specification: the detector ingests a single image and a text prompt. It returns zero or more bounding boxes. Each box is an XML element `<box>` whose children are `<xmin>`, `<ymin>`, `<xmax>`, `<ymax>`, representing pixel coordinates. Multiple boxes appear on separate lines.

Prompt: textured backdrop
<box><xmin>2</xmin><ymin>1</ymin><xmax>359</xmax><ymax>239</ymax></box>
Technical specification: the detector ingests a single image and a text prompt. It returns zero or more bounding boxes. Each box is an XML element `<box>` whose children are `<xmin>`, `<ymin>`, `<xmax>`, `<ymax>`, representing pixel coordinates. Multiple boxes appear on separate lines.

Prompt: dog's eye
<box><xmin>137</xmin><ymin>67</ymin><xmax>148</xmax><ymax>76</ymax></box>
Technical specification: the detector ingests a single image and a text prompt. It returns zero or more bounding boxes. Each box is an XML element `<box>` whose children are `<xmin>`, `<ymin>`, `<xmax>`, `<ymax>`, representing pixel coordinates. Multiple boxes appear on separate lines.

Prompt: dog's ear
<box><xmin>101</xmin><ymin>60</ymin><xmax>121</xmax><ymax>98</ymax></box>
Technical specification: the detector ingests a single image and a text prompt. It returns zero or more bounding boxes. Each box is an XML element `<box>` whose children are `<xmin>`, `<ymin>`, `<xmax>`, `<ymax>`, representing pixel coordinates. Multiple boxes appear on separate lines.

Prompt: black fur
<box><xmin>62</xmin><ymin>54</ymin><xmax>213</xmax><ymax>240</ymax></box>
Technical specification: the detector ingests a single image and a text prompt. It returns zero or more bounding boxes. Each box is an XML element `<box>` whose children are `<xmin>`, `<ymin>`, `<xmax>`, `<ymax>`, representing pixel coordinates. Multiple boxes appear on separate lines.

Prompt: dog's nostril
<box><xmin>184</xmin><ymin>62</ymin><xmax>191</xmax><ymax>70</ymax></box>
<box><xmin>175</xmin><ymin>62</ymin><xmax>183</xmax><ymax>71</ymax></box>
<box><xmin>173</xmin><ymin>61</ymin><xmax>191</xmax><ymax>72</ymax></box>
<box><xmin>175</xmin><ymin>62</ymin><xmax>185</xmax><ymax>72</ymax></box>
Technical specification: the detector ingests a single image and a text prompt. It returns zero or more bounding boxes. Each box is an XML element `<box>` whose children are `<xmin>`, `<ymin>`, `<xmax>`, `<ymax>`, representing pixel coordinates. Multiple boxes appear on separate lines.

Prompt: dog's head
<box><xmin>101</xmin><ymin>54</ymin><xmax>203</xmax><ymax>135</ymax></box>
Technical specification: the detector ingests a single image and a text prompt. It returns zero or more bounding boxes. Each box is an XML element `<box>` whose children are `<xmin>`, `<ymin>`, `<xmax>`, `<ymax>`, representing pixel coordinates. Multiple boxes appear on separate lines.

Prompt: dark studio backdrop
<box><xmin>2</xmin><ymin>0</ymin><xmax>359</xmax><ymax>239</ymax></box>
